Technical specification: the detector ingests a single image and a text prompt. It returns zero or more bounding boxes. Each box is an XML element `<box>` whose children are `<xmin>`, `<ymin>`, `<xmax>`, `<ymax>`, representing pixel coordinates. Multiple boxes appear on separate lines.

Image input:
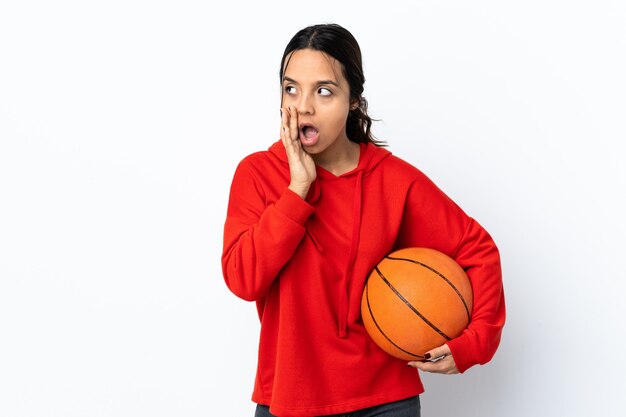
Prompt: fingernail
<box><xmin>424</xmin><ymin>353</ymin><xmax>431</xmax><ymax>360</ymax></box>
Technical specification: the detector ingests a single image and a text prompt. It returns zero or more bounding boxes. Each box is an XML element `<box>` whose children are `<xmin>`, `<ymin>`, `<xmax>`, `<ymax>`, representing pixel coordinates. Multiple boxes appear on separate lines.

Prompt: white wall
<box><xmin>1</xmin><ymin>1</ymin><xmax>624</xmax><ymax>416</ymax></box>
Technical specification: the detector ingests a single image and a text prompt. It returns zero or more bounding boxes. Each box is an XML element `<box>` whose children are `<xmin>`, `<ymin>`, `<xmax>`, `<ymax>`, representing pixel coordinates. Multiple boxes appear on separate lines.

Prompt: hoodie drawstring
<box><xmin>305</xmin><ymin>180</ymin><xmax>324</xmax><ymax>252</ymax></box>
<box><xmin>338</xmin><ymin>170</ymin><xmax>364</xmax><ymax>338</ymax></box>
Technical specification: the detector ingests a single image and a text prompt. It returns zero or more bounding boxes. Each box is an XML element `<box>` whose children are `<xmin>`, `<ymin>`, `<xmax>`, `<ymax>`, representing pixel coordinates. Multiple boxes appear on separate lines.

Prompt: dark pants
<box><xmin>254</xmin><ymin>395</ymin><xmax>420</xmax><ymax>417</ymax></box>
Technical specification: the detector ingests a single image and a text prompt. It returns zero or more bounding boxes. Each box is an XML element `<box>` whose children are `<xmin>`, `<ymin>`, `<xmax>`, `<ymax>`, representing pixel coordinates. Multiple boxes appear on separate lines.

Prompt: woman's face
<box><xmin>281</xmin><ymin>49</ymin><xmax>357</xmax><ymax>157</ymax></box>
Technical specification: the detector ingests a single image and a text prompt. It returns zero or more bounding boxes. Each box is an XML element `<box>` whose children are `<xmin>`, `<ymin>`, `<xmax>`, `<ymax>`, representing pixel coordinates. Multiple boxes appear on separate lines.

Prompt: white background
<box><xmin>1</xmin><ymin>1</ymin><xmax>625</xmax><ymax>416</ymax></box>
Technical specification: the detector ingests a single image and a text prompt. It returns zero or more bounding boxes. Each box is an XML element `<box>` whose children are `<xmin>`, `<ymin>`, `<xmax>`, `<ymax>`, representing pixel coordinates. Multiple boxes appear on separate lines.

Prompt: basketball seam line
<box><xmin>375</xmin><ymin>266</ymin><xmax>452</xmax><ymax>341</ymax></box>
<box><xmin>385</xmin><ymin>255</ymin><xmax>471</xmax><ymax>321</ymax></box>
<box><xmin>365</xmin><ymin>278</ymin><xmax>424</xmax><ymax>359</ymax></box>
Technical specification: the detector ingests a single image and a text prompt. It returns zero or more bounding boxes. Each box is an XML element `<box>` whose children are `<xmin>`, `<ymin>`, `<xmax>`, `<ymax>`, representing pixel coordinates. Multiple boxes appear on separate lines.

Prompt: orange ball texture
<box><xmin>361</xmin><ymin>247</ymin><xmax>473</xmax><ymax>361</ymax></box>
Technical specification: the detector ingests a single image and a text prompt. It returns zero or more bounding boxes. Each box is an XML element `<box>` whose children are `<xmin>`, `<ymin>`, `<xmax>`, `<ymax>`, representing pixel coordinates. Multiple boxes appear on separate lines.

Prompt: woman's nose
<box><xmin>297</xmin><ymin>93</ymin><xmax>314</xmax><ymax>115</ymax></box>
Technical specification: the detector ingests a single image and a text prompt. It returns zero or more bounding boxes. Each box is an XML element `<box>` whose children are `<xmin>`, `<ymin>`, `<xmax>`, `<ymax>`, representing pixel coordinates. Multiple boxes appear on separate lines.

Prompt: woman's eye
<box><xmin>283</xmin><ymin>86</ymin><xmax>331</xmax><ymax>96</ymax></box>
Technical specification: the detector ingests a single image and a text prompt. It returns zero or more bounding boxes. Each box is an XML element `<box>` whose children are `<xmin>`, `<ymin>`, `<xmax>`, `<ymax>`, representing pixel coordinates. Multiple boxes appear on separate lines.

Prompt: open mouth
<box><xmin>298</xmin><ymin>123</ymin><xmax>320</xmax><ymax>145</ymax></box>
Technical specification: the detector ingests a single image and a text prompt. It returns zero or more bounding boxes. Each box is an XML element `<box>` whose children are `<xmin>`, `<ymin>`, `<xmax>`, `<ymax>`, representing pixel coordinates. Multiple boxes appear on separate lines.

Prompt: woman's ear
<box><xmin>350</xmin><ymin>98</ymin><xmax>360</xmax><ymax>111</ymax></box>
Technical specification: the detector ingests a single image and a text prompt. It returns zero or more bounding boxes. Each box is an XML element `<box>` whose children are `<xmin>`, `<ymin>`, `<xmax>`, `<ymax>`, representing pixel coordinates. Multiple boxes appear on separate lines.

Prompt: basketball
<box><xmin>361</xmin><ymin>247</ymin><xmax>473</xmax><ymax>361</ymax></box>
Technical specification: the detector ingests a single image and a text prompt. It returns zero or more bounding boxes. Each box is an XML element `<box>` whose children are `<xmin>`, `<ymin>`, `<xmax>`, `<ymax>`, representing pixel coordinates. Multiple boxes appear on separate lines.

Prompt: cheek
<box><xmin>324</xmin><ymin>111</ymin><xmax>350</xmax><ymax>134</ymax></box>
<box><xmin>281</xmin><ymin>93</ymin><xmax>292</xmax><ymax>106</ymax></box>
<box><xmin>330</xmin><ymin>104</ymin><xmax>350</xmax><ymax>127</ymax></box>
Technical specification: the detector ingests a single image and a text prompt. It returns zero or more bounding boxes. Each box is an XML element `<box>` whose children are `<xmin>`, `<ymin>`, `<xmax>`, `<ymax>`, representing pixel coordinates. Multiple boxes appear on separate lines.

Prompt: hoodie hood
<box><xmin>268</xmin><ymin>138</ymin><xmax>392</xmax><ymax>337</ymax></box>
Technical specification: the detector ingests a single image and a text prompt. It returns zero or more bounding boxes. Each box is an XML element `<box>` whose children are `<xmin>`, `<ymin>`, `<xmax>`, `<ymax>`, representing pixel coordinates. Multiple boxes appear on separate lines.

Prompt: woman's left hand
<box><xmin>407</xmin><ymin>344</ymin><xmax>459</xmax><ymax>375</ymax></box>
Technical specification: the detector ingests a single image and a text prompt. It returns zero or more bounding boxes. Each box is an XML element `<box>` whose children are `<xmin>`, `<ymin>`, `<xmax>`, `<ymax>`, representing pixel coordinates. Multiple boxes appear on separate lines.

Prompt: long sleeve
<box><xmin>221</xmin><ymin>159</ymin><xmax>315</xmax><ymax>301</ymax></box>
<box><xmin>394</xmin><ymin>171</ymin><xmax>506</xmax><ymax>373</ymax></box>
<box><xmin>445</xmin><ymin>217</ymin><xmax>505</xmax><ymax>373</ymax></box>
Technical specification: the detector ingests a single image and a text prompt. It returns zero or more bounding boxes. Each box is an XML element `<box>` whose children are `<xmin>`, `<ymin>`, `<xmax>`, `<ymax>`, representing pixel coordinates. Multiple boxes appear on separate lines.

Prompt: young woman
<box><xmin>222</xmin><ymin>23</ymin><xmax>505</xmax><ymax>417</ymax></box>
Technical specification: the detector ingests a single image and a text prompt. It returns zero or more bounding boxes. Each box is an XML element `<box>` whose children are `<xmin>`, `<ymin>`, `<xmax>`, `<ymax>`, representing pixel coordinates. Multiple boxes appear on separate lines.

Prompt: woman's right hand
<box><xmin>280</xmin><ymin>106</ymin><xmax>317</xmax><ymax>199</ymax></box>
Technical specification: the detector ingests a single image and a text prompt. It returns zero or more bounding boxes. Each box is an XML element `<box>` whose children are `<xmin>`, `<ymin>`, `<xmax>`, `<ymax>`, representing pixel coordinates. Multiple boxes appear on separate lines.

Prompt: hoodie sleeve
<box><xmin>395</xmin><ymin>171</ymin><xmax>505</xmax><ymax>373</ymax></box>
<box><xmin>221</xmin><ymin>158</ymin><xmax>315</xmax><ymax>301</ymax></box>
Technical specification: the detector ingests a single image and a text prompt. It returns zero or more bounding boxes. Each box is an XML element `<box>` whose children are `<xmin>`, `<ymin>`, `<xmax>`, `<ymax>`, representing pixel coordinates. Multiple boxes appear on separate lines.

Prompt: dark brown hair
<box><xmin>279</xmin><ymin>23</ymin><xmax>385</xmax><ymax>146</ymax></box>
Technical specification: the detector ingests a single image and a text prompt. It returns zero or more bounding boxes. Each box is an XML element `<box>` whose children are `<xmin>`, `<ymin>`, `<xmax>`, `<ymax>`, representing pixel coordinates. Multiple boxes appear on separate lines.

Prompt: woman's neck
<box><xmin>313</xmin><ymin>139</ymin><xmax>361</xmax><ymax>176</ymax></box>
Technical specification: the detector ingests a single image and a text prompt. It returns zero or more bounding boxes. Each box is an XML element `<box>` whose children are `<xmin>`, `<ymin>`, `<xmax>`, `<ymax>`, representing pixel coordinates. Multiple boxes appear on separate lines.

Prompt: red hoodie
<box><xmin>222</xmin><ymin>139</ymin><xmax>505</xmax><ymax>416</ymax></box>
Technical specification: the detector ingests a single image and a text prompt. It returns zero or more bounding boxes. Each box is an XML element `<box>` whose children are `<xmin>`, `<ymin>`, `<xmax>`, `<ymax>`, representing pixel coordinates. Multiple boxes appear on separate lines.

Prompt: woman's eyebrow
<box><xmin>283</xmin><ymin>76</ymin><xmax>339</xmax><ymax>87</ymax></box>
